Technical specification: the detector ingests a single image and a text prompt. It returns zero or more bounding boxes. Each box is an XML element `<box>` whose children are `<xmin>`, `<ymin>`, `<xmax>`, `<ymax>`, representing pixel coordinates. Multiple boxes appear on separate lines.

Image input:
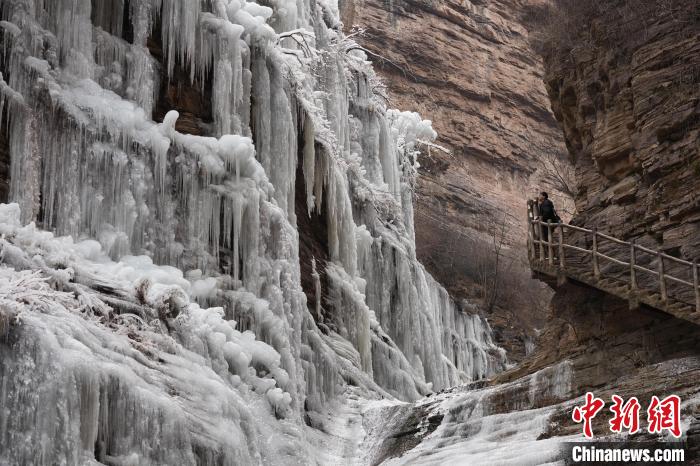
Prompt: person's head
<box><xmin>538</xmin><ymin>191</ymin><xmax>548</xmax><ymax>202</ymax></box>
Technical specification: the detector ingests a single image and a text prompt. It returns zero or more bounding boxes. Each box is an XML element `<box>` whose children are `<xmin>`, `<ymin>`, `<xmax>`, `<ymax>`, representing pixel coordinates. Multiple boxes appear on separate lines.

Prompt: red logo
<box><xmin>573</xmin><ymin>393</ymin><xmax>683</xmax><ymax>438</ymax></box>
<box><xmin>647</xmin><ymin>395</ymin><xmax>682</xmax><ymax>438</ymax></box>
<box><xmin>609</xmin><ymin>395</ymin><xmax>641</xmax><ymax>434</ymax></box>
<box><xmin>572</xmin><ymin>392</ymin><xmax>605</xmax><ymax>438</ymax></box>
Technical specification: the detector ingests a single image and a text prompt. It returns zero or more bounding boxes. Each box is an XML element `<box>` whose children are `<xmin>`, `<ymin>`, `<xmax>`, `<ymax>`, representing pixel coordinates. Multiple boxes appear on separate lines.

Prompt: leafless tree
<box><xmin>414</xmin><ymin>208</ymin><xmax>552</xmax><ymax>322</ymax></box>
<box><xmin>476</xmin><ymin>213</ymin><xmax>514</xmax><ymax>313</ymax></box>
<box><xmin>537</xmin><ymin>146</ymin><xmax>576</xmax><ymax>201</ymax></box>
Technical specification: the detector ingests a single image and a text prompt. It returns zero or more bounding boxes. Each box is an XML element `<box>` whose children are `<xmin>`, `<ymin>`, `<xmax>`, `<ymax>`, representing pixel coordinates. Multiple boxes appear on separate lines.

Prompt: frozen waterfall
<box><xmin>0</xmin><ymin>0</ymin><xmax>506</xmax><ymax>463</ymax></box>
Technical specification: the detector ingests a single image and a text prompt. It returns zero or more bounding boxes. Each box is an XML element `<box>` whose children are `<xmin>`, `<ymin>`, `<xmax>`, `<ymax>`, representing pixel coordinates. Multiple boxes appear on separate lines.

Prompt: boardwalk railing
<box><xmin>526</xmin><ymin>200</ymin><xmax>700</xmax><ymax>322</ymax></box>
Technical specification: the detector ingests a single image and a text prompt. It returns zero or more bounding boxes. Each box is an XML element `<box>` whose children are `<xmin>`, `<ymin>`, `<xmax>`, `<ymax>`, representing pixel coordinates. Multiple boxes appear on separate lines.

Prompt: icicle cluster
<box><xmin>0</xmin><ymin>0</ymin><xmax>506</xmax><ymax>462</ymax></box>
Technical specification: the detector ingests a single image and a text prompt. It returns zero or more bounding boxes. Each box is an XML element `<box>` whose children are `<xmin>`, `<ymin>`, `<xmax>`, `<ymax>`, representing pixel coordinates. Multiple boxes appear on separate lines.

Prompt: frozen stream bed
<box><xmin>311</xmin><ymin>361</ymin><xmax>580</xmax><ymax>465</ymax></box>
<box><xmin>328</xmin><ymin>358</ymin><xmax>700</xmax><ymax>465</ymax></box>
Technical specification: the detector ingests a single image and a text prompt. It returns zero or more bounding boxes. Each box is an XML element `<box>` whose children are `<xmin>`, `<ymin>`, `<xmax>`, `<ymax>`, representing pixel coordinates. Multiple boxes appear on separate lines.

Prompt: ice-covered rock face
<box><xmin>0</xmin><ymin>0</ymin><xmax>505</xmax><ymax>463</ymax></box>
<box><xmin>360</xmin><ymin>360</ymin><xmax>578</xmax><ymax>465</ymax></box>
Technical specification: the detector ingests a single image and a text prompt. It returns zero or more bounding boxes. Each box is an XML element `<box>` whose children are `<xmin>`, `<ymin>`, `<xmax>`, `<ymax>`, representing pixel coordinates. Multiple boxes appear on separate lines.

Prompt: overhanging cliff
<box><xmin>541</xmin><ymin>0</ymin><xmax>700</xmax><ymax>258</ymax></box>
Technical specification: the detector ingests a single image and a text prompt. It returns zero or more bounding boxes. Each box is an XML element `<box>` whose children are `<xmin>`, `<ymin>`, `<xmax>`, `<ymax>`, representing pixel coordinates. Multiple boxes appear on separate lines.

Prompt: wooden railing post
<box><xmin>547</xmin><ymin>220</ymin><xmax>554</xmax><ymax>266</ymax></box>
<box><xmin>592</xmin><ymin>227</ymin><xmax>600</xmax><ymax>279</ymax></box>
<box><xmin>693</xmin><ymin>259</ymin><xmax>699</xmax><ymax>314</ymax></box>
<box><xmin>539</xmin><ymin>220</ymin><xmax>545</xmax><ymax>262</ymax></box>
<box><xmin>658</xmin><ymin>252</ymin><xmax>667</xmax><ymax>302</ymax></box>
<box><xmin>629</xmin><ymin>240</ymin><xmax>638</xmax><ymax>310</ymax></box>
<box><xmin>526</xmin><ymin>203</ymin><xmax>532</xmax><ymax>260</ymax></box>
<box><xmin>629</xmin><ymin>240</ymin><xmax>637</xmax><ymax>292</ymax></box>
<box><xmin>527</xmin><ymin>202</ymin><xmax>536</xmax><ymax>262</ymax></box>
<box><xmin>558</xmin><ymin>223</ymin><xmax>565</xmax><ymax>270</ymax></box>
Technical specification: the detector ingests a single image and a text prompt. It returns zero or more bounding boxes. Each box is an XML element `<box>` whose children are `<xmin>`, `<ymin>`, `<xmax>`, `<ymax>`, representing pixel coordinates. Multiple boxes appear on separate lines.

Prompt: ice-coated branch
<box><xmin>277</xmin><ymin>28</ymin><xmax>315</xmax><ymax>40</ymax></box>
<box><xmin>345</xmin><ymin>26</ymin><xmax>367</xmax><ymax>40</ymax></box>
<box><xmin>277</xmin><ymin>28</ymin><xmax>316</xmax><ymax>58</ymax></box>
<box><xmin>343</xmin><ymin>44</ymin><xmax>417</xmax><ymax>81</ymax></box>
<box><xmin>416</xmin><ymin>138</ymin><xmax>452</xmax><ymax>155</ymax></box>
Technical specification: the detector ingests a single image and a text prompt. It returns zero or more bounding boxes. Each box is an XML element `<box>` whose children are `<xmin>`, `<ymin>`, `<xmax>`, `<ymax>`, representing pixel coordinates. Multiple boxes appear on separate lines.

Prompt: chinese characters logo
<box><xmin>572</xmin><ymin>392</ymin><xmax>681</xmax><ymax>439</ymax></box>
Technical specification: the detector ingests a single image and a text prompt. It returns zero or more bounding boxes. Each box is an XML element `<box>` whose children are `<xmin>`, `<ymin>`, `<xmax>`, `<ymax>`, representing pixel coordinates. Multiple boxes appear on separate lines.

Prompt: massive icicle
<box><xmin>0</xmin><ymin>0</ymin><xmax>506</xmax><ymax>462</ymax></box>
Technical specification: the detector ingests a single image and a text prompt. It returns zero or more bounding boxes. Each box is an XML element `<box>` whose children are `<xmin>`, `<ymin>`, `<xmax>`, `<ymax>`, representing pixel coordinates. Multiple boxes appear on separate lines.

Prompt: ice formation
<box><xmin>377</xmin><ymin>361</ymin><xmax>578</xmax><ymax>465</ymax></box>
<box><xmin>0</xmin><ymin>0</ymin><xmax>506</xmax><ymax>462</ymax></box>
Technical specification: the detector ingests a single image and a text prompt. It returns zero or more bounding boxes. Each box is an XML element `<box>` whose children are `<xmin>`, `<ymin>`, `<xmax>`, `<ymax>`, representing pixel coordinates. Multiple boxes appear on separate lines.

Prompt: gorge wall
<box><xmin>531</xmin><ymin>0</ymin><xmax>700</xmax><ymax>380</ymax></box>
<box><xmin>355</xmin><ymin>4</ymin><xmax>700</xmax><ymax>460</ymax></box>
<box><xmin>542</xmin><ymin>0</ymin><xmax>700</xmax><ymax>258</ymax></box>
<box><xmin>525</xmin><ymin>0</ymin><xmax>700</xmax><ymax>445</ymax></box>
<box><xmin>340</xmin><ymin>0</ymin><xmax>573</xmax><ymax>360</ymax></box>
<box><xmin>501</xmin><ymin>0</ymin><xmax>700</xmax><ymax>451</ymax></box>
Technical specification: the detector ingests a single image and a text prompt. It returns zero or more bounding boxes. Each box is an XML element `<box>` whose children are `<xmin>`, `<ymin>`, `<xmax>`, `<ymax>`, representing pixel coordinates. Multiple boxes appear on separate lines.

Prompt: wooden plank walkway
<box><xmin>526</xmin><ymin>201</ymin><xmax>700</xmax><ymax>327</ymax></box>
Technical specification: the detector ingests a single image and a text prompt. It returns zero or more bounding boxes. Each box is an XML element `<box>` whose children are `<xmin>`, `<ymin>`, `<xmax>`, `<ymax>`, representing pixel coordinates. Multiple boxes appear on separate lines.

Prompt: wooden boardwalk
<box><xmin>526</xmin><ymin>201</ymin><xmax>700</xmax><ymax>326</ymax></box>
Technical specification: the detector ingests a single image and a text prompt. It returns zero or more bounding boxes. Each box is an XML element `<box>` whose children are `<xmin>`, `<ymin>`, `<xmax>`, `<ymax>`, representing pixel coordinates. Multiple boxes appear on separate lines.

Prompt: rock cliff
<box><xmin>489</xmin><ymin>0</ymin><xmax>700</xmax><ymax>451</ymax></box>
<box><xmin>341</xmin><ymin>0</ymin><xmax>574</xmax><ymax>361</ymax></box>
<box><xmin>542</xmin><ymin>0</ymin><xmax>700</xmax><ymax>258</ymax></box>
<box><xmin>528</xmin><ymin>0</ymin><xmax>700</xmax><ymax>394</ymax></box>
<box><xmin>525</xmin><ymin>0</ymin><xmax>700</xmax><ymax>443</ymax></box>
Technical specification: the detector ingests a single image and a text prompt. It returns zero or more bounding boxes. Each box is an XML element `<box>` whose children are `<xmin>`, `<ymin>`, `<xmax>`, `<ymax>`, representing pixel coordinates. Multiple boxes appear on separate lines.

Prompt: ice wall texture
<box><xmin>0</xmin><ymin>0</ymin><xmax>506</xmax><ymax>463</ymax></box>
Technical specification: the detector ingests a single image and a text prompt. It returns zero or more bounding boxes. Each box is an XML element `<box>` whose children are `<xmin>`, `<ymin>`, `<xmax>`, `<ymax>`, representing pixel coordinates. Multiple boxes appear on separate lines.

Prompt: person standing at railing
<box><xmin>536</xmin><ymin>191</ymin><xmax>560</xmax><ymax>242</ymax></box>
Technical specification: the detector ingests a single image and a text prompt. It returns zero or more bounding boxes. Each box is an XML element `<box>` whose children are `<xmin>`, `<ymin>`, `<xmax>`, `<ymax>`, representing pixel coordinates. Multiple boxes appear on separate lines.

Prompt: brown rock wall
<box><xmin>542</xmin><ymin>0</ymin><xmax>700</xmax><ymax>259</ymax></box>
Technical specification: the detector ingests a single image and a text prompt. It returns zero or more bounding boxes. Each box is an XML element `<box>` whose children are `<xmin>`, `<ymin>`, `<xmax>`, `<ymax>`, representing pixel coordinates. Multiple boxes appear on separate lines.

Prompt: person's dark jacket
<box><xmin>539</xmin><ymin>199</ymin><xmax>557</xmax><ymax>222</ymax></box>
